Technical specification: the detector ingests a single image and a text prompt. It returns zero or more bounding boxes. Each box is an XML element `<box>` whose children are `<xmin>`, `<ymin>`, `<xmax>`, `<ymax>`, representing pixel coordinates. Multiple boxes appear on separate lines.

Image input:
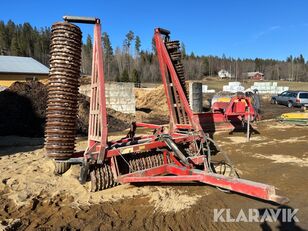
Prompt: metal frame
<box><xmin>154</xmin><ymin>28</ymin><xmax>257</xmax><ymax>133</ymax></box>
<box><xmin>154</xmin><ymin>28</ymin><xmax>203</xmax><ymax>134</ymax></box>
<box><xmin>117</xmin><ymin>162</ymin><xmax>286</xmax><ymax>203</ymax></box>
<box><xmin>61</xmin><ymin>18</ymin><xmax>287</xmax><ymax>204</ymax></box>
<box><xmin>86</xmin><ymin>22</ymin><xmax>108</xmax><ymax>162</ymax></box>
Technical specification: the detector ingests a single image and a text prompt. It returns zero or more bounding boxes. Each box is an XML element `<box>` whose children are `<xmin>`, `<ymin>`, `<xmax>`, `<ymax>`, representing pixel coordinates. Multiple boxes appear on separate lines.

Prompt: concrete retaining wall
<box><xmin>79</xmin><ymin>82</ymin><xmax>136</xmax><ymax>114</ymax></box>
<box><xmin>250</xmin><ymin>82</ymin><xmax>289</xmax><ymax>94</ymax></box>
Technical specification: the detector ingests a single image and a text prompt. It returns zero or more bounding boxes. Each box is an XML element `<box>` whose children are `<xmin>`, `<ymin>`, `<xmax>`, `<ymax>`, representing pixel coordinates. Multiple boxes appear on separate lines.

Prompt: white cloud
<box><xmin>254</xmin><ymin>25</ymin><xmax>281</xmax><ymax>40</ymax></box>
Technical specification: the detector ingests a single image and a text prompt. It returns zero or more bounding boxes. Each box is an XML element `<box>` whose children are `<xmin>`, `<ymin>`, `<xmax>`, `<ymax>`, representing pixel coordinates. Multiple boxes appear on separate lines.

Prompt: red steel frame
<box><xmin>154</xmin><ymin>28</ymin><xmax>257</xmax><ymax>133</ymax></box>
<box><xmin>112</xmin><ymin>27</ymin><xmax>286</xmax><ymax>204</ymax></box>
<box><xmin>154</xmin><ymin>28</ymin><xmax>203</xmax><ymax>134</ymax></box>
<box><xmin>117</xmin><ymin>163</ymin><xmax>285</xmax><ymax>203</ymax></box>
<box><xmin>85</xmin><ymin>21</ymin><xmax>108</xmax><ymax>162</ymax></box>
<box><xmin>212</xmin><ymin>96</ymin><xmax>257</xmax><ymax>121</ymax></box>
<box><xmin>66</xmin><ymin>19</ymin><xmax>287</xmax><ymax>204</ymax></box>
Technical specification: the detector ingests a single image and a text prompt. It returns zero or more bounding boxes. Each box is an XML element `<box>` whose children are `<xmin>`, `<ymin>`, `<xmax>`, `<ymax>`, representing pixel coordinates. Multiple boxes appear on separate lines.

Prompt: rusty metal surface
<box><xmin>164</xmin><ymin>40</ymin><xmax>190</xmax><ymax>124</ymax></box>
<box><xmin>165</xmin><ymin>41</ymin><xmax>188</xmax><ymax>99</ymax></box>
<box><xmin>45</xmin><ymin>22</ymin><xmax>82</xmax><ymax>160</ymax></box>
<box><xmin>90</xmin><ymin>164</ymin><xmax>117</xmax><ymax>192</ymax></box>
<box><xmin>89</xmin><ymin>152</ymin><xmax>170</xmax><ymax>191</ymax></box>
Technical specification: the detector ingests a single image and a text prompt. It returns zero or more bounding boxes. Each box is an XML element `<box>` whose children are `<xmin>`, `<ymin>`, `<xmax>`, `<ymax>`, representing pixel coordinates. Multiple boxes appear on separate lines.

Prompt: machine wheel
<box><xmin>90</xmin><ymin>164</ymin><xmax>118</xmax><ymax>192</ymax></box>
<box><xmin>271</xmin><ymin>98</ymin><xmax>277</xmax><ymax>104</ymax></box>
<box><xmin>287</xmin><ymin>101</ymin><xmax>293</xmax><ymax>108</ymax></box>
<box><xmin>54</xmin><ymin>161</ymin><xmax>71</xmax><ymax>175</ymax></box>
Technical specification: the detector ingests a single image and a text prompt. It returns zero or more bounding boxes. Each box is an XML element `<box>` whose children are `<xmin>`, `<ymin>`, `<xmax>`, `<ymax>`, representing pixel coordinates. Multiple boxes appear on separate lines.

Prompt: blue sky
<box><xmin>1</xmin><ymin>0</ymin><xmax>308</xmax><ymax>60</ymax></box>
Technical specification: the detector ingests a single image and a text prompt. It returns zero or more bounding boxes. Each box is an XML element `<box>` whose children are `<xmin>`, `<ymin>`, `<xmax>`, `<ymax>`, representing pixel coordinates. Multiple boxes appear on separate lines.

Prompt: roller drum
<box><xmin>45</xmin><ymin>22</ymin><xmax>82</xmax><ymax>160</ymax></box>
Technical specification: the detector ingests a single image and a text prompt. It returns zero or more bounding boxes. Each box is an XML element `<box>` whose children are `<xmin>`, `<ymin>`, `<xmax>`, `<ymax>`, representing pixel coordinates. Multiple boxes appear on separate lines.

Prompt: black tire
<box><xmin>271</xmin><ymin>98</ymin><xmax>277</xmax><ymax>104</ymax></box>
<box><xmin>54</xmin><ymin>161</ymin><xmax>71</xmax><ymax>175</ymax></box>
<box><xmin>287</xmin><ymin>101</ymin><xmax>293</xmax><ymax>108</ymax></box>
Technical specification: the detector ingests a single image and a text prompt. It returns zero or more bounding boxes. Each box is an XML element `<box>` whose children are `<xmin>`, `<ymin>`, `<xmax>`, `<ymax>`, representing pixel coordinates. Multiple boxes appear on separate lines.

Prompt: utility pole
<box><xmin>209</xmin><ymin>57</ymin><xmax>211</xmax><ymax>77</ymax></box>
<box><xmin>291</xmin><ymin>58</ymin><xmax>294</xmax><ymax>81</ymax></box>
<box><xmin>235</xmin><ymin>59</ymin><xmax>238</xmax><ymax>81</ymax></box>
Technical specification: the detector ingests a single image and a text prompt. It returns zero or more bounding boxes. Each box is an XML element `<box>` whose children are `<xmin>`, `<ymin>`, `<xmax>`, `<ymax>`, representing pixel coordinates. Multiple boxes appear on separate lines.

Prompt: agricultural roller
<box><xmin>45</xmin><ymin>16</ymin><xmax>288</xmax><ymax>204</ymax></box>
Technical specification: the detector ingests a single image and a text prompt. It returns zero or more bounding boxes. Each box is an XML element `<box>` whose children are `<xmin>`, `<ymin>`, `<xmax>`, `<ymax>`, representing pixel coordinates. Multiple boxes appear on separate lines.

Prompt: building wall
<box><xmin>251</xmin><ymin>74</ymin><xmax>264</xmax><ymax>80</ymax></box>
<box><xmin>0</xmin><ymin>74</ymin><xmax>48</xmax><ymax>87</ymax></box>
<box><xmin>80</xmin><ymin>82</ymin><xmax>136</xmax><ymax>114</ymax></box>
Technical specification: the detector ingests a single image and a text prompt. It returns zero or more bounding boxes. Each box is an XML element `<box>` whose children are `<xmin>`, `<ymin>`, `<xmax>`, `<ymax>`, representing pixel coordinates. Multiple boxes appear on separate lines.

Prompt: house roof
<box><xmin>0</xmin><ymin>56</ymin><xmax>49</xmax><ymax>74</ymax></box>
<box><xmin>247</xmin><ymin>72</ymin><xmax>264</xmax><ymax>77</ymax></box>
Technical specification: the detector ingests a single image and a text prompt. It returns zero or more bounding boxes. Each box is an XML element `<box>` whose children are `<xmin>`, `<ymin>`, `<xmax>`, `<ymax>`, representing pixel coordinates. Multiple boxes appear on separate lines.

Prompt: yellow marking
<box><xmin>138</xmin><ymin>145</ymin><xmax>146</xmax><ymax>151</ymax></box>
<box><xmin>122</xmin><ymin>147</ymin><xmax>134</xmax><ymax>154</ymax></box>
<box><xmin>216</xmin><ymin>97</ymin><xmax>231</xmax><ymax>103</ymax></box>
<box><xmin>281</xmin><ymin>112</ymin><xmax>308</xmax><ymax>119</ymax></box>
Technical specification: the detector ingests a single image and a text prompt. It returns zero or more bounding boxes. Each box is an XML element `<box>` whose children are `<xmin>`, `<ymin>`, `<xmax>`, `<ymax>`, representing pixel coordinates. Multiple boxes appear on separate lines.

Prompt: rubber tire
<box><xmin>54</xmin><ymin>161</ymin><xmax>71</xmax><ymax>175</ymax></box>
<box><xmin>287</xmin><ymin>101</ymin><xmax>293</xmax><ymax>108</ymax></box>
<box><xmin>271</xmin><ymin>99</ymin><xmax>277</xmax><ymax>104</ymax></box>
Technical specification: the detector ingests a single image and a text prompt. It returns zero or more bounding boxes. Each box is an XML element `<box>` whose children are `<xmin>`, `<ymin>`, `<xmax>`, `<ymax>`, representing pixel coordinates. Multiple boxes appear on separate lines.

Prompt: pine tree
<box><xmin>123</xmin><ymin>30</ymin><xmax>134</xmax><ymax>54</ymax></box>
<box><xmin>0</xmin><ymin>20</ymin><xmax>8</xmax><ymax>54</ymax></box>
<box><xmin>299</xmin><ymin>54</ymin><xmax>305</xmax><ymax>64</ymax></box>
<box><xmin>180</xmin><ymin>42</ymin><xmax>186</xmax><ymax>58</ymax></box>
<box><xmin>123</xmin><ymin>30</ymin><xmax>134</xmax><ymax>73</ymax></box>
<box><xmin>10</xmin><ymin>35</ymin><xmax>21</xmax><ymax>55</ymax></box>
<box><xmin>131</xmin><ymin>68</ymin><xmax>140</xmax><ymax>85</ymax></box>
<box><xmin>102</xmin><ymin>32</ymin><xmax>113</xmax><ymax>79</ymax></box>
<box><xmin>81</xmin><ymin>35</ymin><xmax>93</xmax><ymax>74</ymax></box>
<box><xmin>121</xmin><ymin>69</ymin><xmax>130</xmax><ymax>82</ymax></box>
<box><xmin>135</xmin><ymin>35</ymin><xmax>141</xmax><ymax>55</ymax></box>
<box><xmin>152</xmin><ymin>37</ymin><xmax>157</xmax><ymax>54</ymax></box>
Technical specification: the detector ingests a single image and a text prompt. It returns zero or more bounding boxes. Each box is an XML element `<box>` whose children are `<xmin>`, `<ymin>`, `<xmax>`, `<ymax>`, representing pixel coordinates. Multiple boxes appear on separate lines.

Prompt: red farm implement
<box><xmin>45</xmin><ymin>17</ymin><xmax>288</xmax><ymax>204</ymax></box>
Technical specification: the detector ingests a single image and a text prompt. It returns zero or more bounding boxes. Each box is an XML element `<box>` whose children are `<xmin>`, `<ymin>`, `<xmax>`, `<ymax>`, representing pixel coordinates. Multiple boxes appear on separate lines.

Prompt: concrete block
<box><xmin>189</xmin><ymin>82</ymin><xmax>203</xmax><ymax>113</ymax></box>
<box><xmin>223</xmin><ymin>86</ymin><xmax>230</xmax><ymax>91</ymax></box>
<box><xmin>202</xmin><ymin>85</ymin><xmax>208</xmax><ymax>92</ymax></box>
<box><xmin>205</xmin><ymin>89</ymin><xmax>216</xmax><ymax>93</ymax></box>
<box><xmin>228</xmin><ymin>81</ymin><xmax>241</xmax><ymax>87</ymax></box>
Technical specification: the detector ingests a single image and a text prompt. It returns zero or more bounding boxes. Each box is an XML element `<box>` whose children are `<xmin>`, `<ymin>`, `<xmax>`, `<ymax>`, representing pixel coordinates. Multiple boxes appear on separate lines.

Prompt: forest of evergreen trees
<box><xmin>1</xmin><ymin>20</ymin><xmax>308</xmax><ymax>83</ymax></box>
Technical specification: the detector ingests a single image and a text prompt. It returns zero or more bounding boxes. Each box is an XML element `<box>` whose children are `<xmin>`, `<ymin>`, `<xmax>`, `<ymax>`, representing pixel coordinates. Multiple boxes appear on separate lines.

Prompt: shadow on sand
<box><xmin>0</xmin><ymin>136</ymin><xmax>44</xmax><ymax>156</ymax></box>
<box><xmin>259</xmin><ymin>205</ymin><xmax>306</xmax><ymax>231</ymax></box>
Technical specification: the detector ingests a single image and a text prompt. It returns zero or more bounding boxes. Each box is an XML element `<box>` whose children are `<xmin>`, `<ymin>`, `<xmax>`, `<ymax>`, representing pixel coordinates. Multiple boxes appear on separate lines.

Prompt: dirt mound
<box><xmin>0</xmin><ymin>81</ymin><xmax>133</xmax><ymax>137</ymax></box>
<box><xmin>77</xmin><ymin>94</ymin><xmax>134</xmax><ymax>133</ymax></box>
<box><xmin>135</xmin><ymin>86</ymin><xmax>169</xmax><ymax>124</ymax></box>
<box><xmin>77</xmin><ymin>94</ymin><xmax>90</xmax><ymax>134</ymax></box>
<box><xmin>8</xmin><ymin>81</ymin><xmax>47</xmax><ymax>118</ymax></box>
<box><xmin>80</xmin><ymin>75</ymin><xmax>91</xmax><ymax>85</ymax></box>
<box><xmin>135</xmin><ymin>85</ymin><xmax>167</xmax><ymax>114</ymax></box>
<box><xmin>0</xmin><ymin>81</ymin><xmax>46</xmax><ymax>137</ymax></box>
<box><xmin>107</xmin><ymin>108</ymin><xmax>134</xmax><ymax>131</ymax></box>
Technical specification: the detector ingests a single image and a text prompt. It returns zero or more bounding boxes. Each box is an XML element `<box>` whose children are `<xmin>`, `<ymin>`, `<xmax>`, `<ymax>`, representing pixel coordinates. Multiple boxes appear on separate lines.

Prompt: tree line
<box><xmin>0</xmin><ymin>20</ymin><xmax>50</xmax><ymax>65</ymax></box>
<box><xmin>1</xmin><ymin>20</ymin><xmax>308</xmax><ymax>83</ymax></box>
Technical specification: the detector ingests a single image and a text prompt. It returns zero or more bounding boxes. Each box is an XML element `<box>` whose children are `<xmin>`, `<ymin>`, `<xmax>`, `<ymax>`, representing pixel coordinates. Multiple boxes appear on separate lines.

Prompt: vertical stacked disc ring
<box><xmin>45</xmin><ymin>22</ymin><xmax>82</xmax><ymax>160</ymax></box>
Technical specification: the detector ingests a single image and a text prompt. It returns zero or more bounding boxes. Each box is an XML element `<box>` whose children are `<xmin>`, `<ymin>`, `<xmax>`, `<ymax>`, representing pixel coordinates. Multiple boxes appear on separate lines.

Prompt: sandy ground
<box><xmin>1</xmin><ymin>78</ymin><xmax>307</xmax><ymax>231</ymax></box>
<box><xmin>0</xmin><ymin>120</ymin><xmax>307</xmax><ymax>230</ymax></box>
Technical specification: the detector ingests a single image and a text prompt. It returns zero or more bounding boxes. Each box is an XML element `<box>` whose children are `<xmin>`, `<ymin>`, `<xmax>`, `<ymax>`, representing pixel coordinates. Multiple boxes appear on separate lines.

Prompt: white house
<box><xmin>218</xmin><ymin>69</ymin><xmax>232</xmax><ymax>79</ymax></box>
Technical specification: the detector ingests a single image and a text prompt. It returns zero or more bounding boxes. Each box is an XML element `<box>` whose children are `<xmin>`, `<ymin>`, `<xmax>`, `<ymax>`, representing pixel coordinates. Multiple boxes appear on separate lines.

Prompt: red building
<box><xmin>247</xmin><ymin>72</ymin><xmax>264</xmax><ymax>80</ymax></box>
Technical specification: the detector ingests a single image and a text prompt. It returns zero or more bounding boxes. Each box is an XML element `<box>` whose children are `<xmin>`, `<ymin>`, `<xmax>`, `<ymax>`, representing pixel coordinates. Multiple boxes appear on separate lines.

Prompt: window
<box><xmin>290</xmin><ymin>92</ymin><xmax>297</xmax><ymax>97</ymax></box>
<box><xmin>299</xmin><ymin>93</ymin><xmax>308</xmax><ymax>99</ymax></box>
<box><xmin>280</xmin><ymin>91</ymin><xmax>288</xmax><ymax>96</ymax></box>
